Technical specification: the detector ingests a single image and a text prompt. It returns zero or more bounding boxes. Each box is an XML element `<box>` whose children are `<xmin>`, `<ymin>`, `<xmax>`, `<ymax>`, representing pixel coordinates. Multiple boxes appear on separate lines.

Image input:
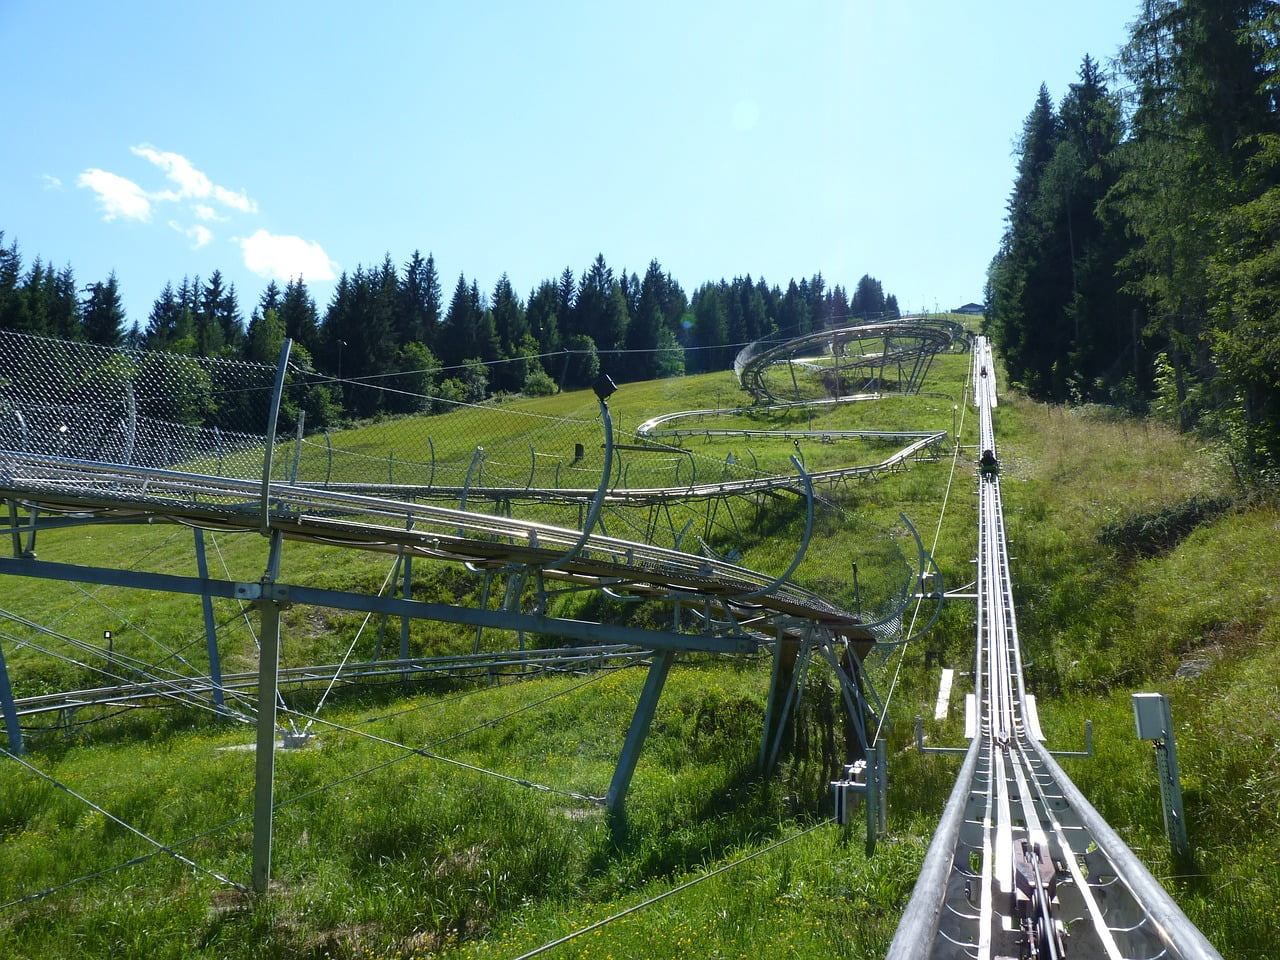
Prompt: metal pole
<box><xmin>251</xmin><ymin>532</ymin><xmax>285</xmax><ymax>895</ymax></box>
<box><xmin>260</xmin><ymin>339</ymin><xmax>293</xmax><ymax>535</ymax></box>
<box><xmin>399</xmin><ymin>548</ymin><xmax>413</xmax><ymax>664</ymax></box>
<box><xmin>605</xmin><ymin>649</ymin><xmax>675</xmax><ymax>826</ymax></box>
<box><xmin>1133</xmin><ymin>693</ymin><xmax>1190</xmax><ymax>861</ymax></box>
<box><xmin>546</xmin><ymin>397</ymin><xmax>613</xmax><ymax>570</ymax></box>
<box><xmin>290</xmin><ymin>411</ymin><xmax>306</xmax><ymax>483</ymax></box>
<box><xmin>0</xmin><ymin>637</ymin><xmax>23</xmax><ymax>754</ymax></box>
<box><xmin>759</xmin><ymin>636</ymin><xmax>800</xmax><ymax>773</ymax></box>
<box><xmin>193</xmin><ymin>528</ymin><xmax>226</xmax><ymax>713</ymax></box>
<box><xmin>8</xmin><ymin>500</ymin><xmax>20</xmax><ymax>558</ymax></box>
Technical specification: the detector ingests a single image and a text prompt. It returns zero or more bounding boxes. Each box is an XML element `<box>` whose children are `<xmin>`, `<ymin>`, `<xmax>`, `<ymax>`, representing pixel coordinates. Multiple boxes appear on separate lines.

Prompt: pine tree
<box><xmin>0</xmin><ymin>232</ymin><xmax>28</xmax><ymax>332</ymax></box>
<box><xmin>556</xmin><ymin>267</ymin><xmax>576</xmax><ymax>335</ymax></box>
<box><xmin>279</xmin><ymin>278</ymin><xmax>320</xmax><ymax>353</ymax></box>
<box><xmin>48</xmin><ymin>265</ymin><xmax>82</xmax><ymax>339</ymax></box>
<box><xmin>526</xmin><ymin>279</ymin><xmax>562</xmax><ymax>355</ymax></box>
<box><xmin>1055</xmin><ymin>55</ymin><xmax>1132</xmax><ymax>399</ymax></box>
<box><xmin>572</xmin><ymin>254</ymin><xmax>613</xmax><ymax>347</ymax></box>
<box><xmin>396</xmin><ymin>250</ymin><xmax>441</xmax><ymax>348</ymax></box>
<box><xmin>258</xmin><ymin>280</ymin><xmax>282</xmax><ymax>320</ymax></box>
<box><xmin>438</xmin><ymin>274</ymin><xmax>478</xmax><ymax>369</ymax></box>
<box><xmin>81</xmin><ymin>272</ymin><xmax>126</xmax><ymax>347</ymax></box>
<box><xmin>489</xmin><ymin>274</ymin><xmax>528</xmax><ymax>391</ymax></box>
<box><xmin>778</xmin><ymin>280</ymin><xmax>811</xmax><ymax>340</ymax></box>
<box><xmin>986</xmin><ymin>84</ymin><xmax>1062</xmax><ymax>396</ymax></box>
<box><xmin>245</xmin><ymin>306</ymin><xmax>285</xmax><ymax>365</ymax></box>
<box><xmin>625</xmin><ymin>259</ymin><xmax>668</xmax><ymax>380</ymax></box>
<box><xmin>828</xmin><ymin>284</ymin><xmax>850</xmax><ymax>328</ymax></box>
<box><xmin>850</xmin><ymin>275</ymin><xmax>886</xmax><ymax>322</ymax></box>
<box><xmin>689</xmin><ymin>282</ymin><xmax>729</xmax><ymax>373</ymax></box>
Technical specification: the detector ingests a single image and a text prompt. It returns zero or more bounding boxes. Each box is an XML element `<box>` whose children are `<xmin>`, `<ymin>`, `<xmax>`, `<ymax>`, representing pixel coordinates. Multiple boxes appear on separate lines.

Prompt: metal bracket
<box><xmin>914</xmin><ymin>715</ymin><xmax>970</xmax><ymax>755</ymax></box>
<box><xmin>235</xmin><ymin>582</ymin><xmax>291</xmax><ymax>603</ymax></box>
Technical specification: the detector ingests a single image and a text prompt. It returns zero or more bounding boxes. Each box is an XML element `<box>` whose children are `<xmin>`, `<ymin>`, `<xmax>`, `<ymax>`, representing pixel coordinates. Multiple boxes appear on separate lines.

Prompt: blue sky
<box><xmin>2</xmin><ymin>1</ymin><xmax>1139</xmax><ymax>328</ymax></box>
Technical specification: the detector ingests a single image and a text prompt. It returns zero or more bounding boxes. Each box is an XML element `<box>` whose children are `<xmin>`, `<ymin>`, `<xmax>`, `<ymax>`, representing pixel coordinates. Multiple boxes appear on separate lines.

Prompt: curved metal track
<box><xmin>0</xmin><ymin>327</ymin><xmax>947</xmax><ymax>893</ymax></box>
<box><xmin>888</xmin><ymin>337</ymin><xmax>1220</xmax><ymax>960</ymax></box>
<box><xmin>734</xmin><ymin>314</ymin><xmax>964</xmax><ymax>404</ymax></box>
<box><xmin>0</xmin><ymin>329</ymin><xmax>951</xmax><ymax>746</ymax></box>
<box><xmin>0</xmin><ymin>453</ymin><xmax>873</xmax><ymax>641</ymax></box>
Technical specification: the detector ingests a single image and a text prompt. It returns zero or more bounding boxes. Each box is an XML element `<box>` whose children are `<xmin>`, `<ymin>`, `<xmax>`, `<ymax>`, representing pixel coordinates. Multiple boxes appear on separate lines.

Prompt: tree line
<box><xmin>986</xmin><ymin>0</ymin><xmax>1280</xmax><ymax>476</ymax></box>
<box><xmin>0</xmin><ymin>231</ymin><xmax>901</xmax><ymax>427</ymax></box>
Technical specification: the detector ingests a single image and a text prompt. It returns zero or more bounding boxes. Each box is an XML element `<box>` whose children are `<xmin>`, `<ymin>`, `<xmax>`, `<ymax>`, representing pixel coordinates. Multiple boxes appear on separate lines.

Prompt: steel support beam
<box><xmin>0</xmin><ymin>637</ymin><xmax>23</xmax><ymax>754</ymax></box>
<box><xmin>605</xmin><ymin>648</ymin><xmax>675</xmax><ymax>825</ymax></box>
<box><xmin>759</xmin><ymin>637</ymin><xmax>801</xmax><ymax>773</ymax></box>
<box><xmin>0</xmin><ymin>556</ymin><xmax>756</xmax><ymax>655</ymax></box>
<box><xmin>193</xmin><ymin>528</ymin><xmax>226</xmax><ymax>713</ymax></box>
<box><xmin>251</xmin><ymin>533</ymin><xmax>285</xmax><ymax>895</ymax></box>
<box><xmin>399</xmin><ymin>550</ymin><xmax>413</xmax><ymax>662</ymax></box>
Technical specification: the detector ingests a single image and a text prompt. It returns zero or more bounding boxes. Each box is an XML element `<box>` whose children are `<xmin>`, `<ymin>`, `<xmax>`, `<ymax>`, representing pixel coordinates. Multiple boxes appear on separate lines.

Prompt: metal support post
<box><xmin>876</xmin><ymin>737</ymin><xmax>888</xmax><ymax>837</ymax></box>
<box><xmin>914</xmin><ymin>714</ymin><xmax>969</xmax><ymax>755</ymax></box>
<box><xmin>1133</xmin><ymin>692</ymin><xmax>1190</xmax><ymax>862</ymax></box>
<box><xmin>0</xmin><ymin>638</ymin><xmax>23</xmax><ymax>754</ymax></box>
<box><xmin>399</xmin><ymin>549</ymin><xmax>413</xmax><ymax>663</ymax></box>
<box><xmin>759</xmin><ymin>636</ymin><xmax>800</xmax><ymax>773</ymax></box>
<box><xmin>193</xmin><ymin>528</ymin><xmax>227</xmax><ymax>713</ymax></box>
<box><xmin>605</xmin><ymin>649</ymin><xmax>675</xmax><ymax>827</ymax></box>
<box><xmin>8</xmin><ymin>500</ymin><xmax>20</xmax><ymax>558</ymax></box>
<box><xmin>251</xmin><ymin>533</ymin><xmax>285</xmax><ymax>895</ymax></box>
<box><xmin>260</xmin><ymin>339</ymin><xmax>293</xmax><ymax>535</ymax></box>
<box><xmin>864</xmin><ymin>750</ymin><xmax>879</xmax><ymax>855</ymax></box>
<box><xmin>290</xmin><ymin>411</ymin><xmax>306</xmax><ymax>482</ymax></box>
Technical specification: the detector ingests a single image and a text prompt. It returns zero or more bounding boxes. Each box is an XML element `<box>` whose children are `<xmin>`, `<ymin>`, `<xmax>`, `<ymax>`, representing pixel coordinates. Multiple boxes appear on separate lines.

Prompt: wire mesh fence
<box><xmin>0</xmin><ymin>331</ymin><xmax>279</xmax><ymax>479</ymax></box>
<box><xmin>0</xmin><ymin>330</ymin><xmax>922</xmax><ymax>637</ymax></box>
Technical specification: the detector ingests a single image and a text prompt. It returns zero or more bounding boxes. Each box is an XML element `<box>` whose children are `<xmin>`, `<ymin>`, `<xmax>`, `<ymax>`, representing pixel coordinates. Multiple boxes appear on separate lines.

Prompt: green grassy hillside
<box><xmin>1</xmin><ymin>350</ymin><xmax>1275</xmax><ymax>958</ymax></box>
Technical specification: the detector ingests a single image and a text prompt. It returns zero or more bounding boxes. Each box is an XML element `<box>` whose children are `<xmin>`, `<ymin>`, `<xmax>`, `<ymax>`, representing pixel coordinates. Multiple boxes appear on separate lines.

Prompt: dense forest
<box><xmin>0</xmin><ymin>228</ymin><xmax>901</xmax><ymax>427</ymax></box>
<box><xmin>986</xmin><ymin>0</ymin><xmax>1280</xmax><ymax>478</ymax></box>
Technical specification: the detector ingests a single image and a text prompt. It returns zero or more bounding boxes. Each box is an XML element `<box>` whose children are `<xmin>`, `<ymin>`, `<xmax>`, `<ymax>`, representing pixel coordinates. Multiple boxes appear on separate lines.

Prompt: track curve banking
<box><xmin>0</xmin><ymin>322</ymin><xmax>958</xmax><ymax>733</ymax></box>
<box><xmin>887</xmin><ymin>338</ymin><xmax>1220</xmax><ymax>960</ymax></box>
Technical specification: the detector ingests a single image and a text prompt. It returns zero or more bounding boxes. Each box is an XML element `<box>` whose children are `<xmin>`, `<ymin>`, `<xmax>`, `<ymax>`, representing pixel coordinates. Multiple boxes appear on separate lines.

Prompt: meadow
<box><xmin>2</xmin><ymin>339</ymin><xmax>1276</xmax><ymax>958</ymax></box>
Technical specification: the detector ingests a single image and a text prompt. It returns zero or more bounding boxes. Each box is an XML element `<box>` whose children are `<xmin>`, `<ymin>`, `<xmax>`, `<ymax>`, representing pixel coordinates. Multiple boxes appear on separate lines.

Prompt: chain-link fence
<box><xmin>0</xmin><ymin>331</ymin><xmax>279</xmax><ymax>479</ymax></box>
<box><xmin>0</xmin><ymin>331</ymin><xmax>924</xmax><ymax>636</ymax></box>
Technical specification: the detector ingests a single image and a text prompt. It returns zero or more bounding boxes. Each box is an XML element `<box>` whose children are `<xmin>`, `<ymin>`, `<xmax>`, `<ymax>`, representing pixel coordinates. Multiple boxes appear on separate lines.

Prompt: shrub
<box><xmin>1099</xmin><ymin>493</ymin><xmax>1235</xmax><ymax>558</ymax></box>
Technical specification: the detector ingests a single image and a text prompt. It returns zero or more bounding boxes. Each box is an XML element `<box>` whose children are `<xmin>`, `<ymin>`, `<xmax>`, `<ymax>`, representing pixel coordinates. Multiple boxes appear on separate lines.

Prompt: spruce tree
<box><xmin>81</xmin><ymin>272</ymin><xmax>126</xmax><ymax>347</ymax></box>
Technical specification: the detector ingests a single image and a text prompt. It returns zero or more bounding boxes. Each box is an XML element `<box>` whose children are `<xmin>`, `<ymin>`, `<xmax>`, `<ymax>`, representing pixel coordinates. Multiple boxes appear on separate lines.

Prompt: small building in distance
<box><xmin>954</xmin><ymin>302</ymin><xmax>985</xmax><ymax>316</ymax></box>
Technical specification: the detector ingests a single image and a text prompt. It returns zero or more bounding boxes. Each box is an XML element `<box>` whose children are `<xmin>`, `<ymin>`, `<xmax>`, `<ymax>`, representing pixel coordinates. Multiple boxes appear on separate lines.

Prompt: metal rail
<box><xmin>11</xmin><ymin>645</ymin><xmax>652</xmax><ymax>721</ymax></box>
<box><xmin>0</xmin><ymin>329</ymin><xmax>944</xmax><ymax>893</ymax></box>
<box><xmin>889</xmin><ymin>338</ymin><xmax>1220</xmax><ymax>960</ymax></box>
<box><xmin>733</xmin><ymin>316</ymin><xmax>962</xmax><ymax>404</ymax></box>
<box><xmin>293</xmin><ymin>431</ymin><xmax>947</xmax><ymax>506</ymax></box>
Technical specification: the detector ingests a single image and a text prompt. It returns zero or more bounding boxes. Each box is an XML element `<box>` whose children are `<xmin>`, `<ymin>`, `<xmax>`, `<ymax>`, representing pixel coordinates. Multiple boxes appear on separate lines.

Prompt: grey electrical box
<box><xmin>1133</xmin><ymin>692</ymin><xmax>1170</xmax><ymax>740</ymax></box>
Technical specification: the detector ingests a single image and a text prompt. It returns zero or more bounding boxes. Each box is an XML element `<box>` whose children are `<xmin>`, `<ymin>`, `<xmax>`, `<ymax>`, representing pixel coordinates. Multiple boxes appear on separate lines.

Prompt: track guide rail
<box><xmin>888</xmin><ymin>337</ymin><xmax>1220</xmax><ymax>960</ymax></box>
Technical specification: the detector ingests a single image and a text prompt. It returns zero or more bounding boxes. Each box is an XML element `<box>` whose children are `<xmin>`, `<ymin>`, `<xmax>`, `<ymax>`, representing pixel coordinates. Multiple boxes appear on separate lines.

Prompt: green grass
<box><xmin>4</xmin><ymin>345</ymin><xmax>1279</xmax><ymax>958</ymax></box>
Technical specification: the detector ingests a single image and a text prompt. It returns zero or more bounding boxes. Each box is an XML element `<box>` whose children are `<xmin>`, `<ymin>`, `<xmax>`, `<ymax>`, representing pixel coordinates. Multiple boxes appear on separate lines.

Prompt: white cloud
<box><xmin>132</xmin><ymin>144</ymin><xmax>211</xmax><ymax>197</ymax></box>
<box><xmin>193</xmin><ymin>204</ymin><xmax>224</xmax><ymax>222</ymax></box>
<box><xmin>238</xmin><ymin>229</ymin><xmax>336</xmax><ymax>282</ymax></box>
<box><xmin>42</xmin><ymin>174</ymin><xmax>62</xmax><ymax>190</ymax></box>
<box><xmin>77</xmin><ymin>169</ymin><xmax>152</xmax><ymax>221</ymax></box>
<box><xmin>213</xmin><ymin>184</ymin><xmax>256</xmax><ymax>214</ymax></box>
<box><xmin>170</xmin><ymin>221</ymin><xmax>214</xmax><ymax>249</ymax></box>
<box><xmin>129</xmin><ymin>143</ymin><xmax>258</xmax><ymax>215</ymax></box>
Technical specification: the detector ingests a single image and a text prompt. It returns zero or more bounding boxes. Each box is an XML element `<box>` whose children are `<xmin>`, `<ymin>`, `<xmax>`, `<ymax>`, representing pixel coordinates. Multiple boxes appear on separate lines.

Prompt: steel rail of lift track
<box><xmin>887</xmin><ymin>337</ymin><xmax>1220</xmax><ymax>960</ymax></box>
<box><xmin>10</xmin><ymin>645</ymin><xmax>652</xmax><ymax>722</ymax></box>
